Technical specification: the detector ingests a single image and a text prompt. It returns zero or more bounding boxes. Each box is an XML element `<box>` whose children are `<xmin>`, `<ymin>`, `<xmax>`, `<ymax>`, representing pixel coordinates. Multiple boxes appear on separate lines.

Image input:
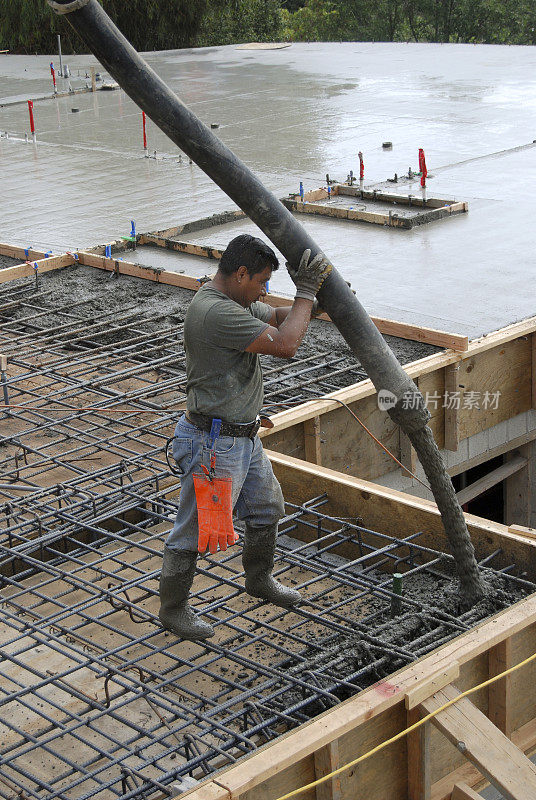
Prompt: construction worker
<box><xmin>159</xmin><ymin>234</ymin><xmax>332</xmax><ymax>640</ymax></box>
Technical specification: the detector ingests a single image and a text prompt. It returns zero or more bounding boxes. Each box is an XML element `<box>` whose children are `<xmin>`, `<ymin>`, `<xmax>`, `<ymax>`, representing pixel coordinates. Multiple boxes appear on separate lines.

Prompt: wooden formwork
<box><xmin>0</xmin><ymin>241</ymin><xmax>75</xmax><ymax>283</ymax></box>
<box><xmin>79</xmin><ymin>246</ymin><xmax>469</xmax><ymax>351</ymax></box>
<box><xmin>261</xmin><ymin>315</ymin><xmax>536</xmax><ymax>483</ymax></box>
<box><xmin>178</xmin><ymin>453</ymin><xmax>536</xmax><ymax>800</ymax></box>
<box><xmin>281</xmin><ymin>184</ymin><xmax>468</xmax><ymax>229</ymax></box>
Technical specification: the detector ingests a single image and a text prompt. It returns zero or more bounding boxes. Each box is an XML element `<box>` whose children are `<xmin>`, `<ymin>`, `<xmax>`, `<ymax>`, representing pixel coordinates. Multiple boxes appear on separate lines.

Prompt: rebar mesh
<box><xmin>0</xmin><ymin>494</ymin><xmax>533</xmax><ymax>800</ymax></box>
<box><xmin>0</xmin><ymin>270</ymin><xmax>528</xmax><ymax>800</ymax></box>
<box><xmin>0</xmin><ymin>276</ymin><xmax>366</xmax><ymax>519</ymax></box>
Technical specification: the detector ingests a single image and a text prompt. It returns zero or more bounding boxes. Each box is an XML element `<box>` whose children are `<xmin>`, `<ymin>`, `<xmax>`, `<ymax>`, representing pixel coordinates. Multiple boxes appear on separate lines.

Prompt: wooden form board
<box><xmin>282</xmin><ymin>184</ymin><xmax>468</xmax><ymax>229</ymax></box>
<box><xmin>0</xmin><ymin>252</ymin><xmax>75</xmax><ymax>284</ymax></box>
<box><xmin>260</xmin><ymin>314</ymin><xmax>536</xmax><ymax>482</ymax></box>
<box><xmin>180</xmin><ymin>590</ymin><xmax>536</xmax><ymax>800</ymax></box>
<box><xmin>0</xmin><ymin>239</ymin><xmax>467</xmax><ymax>352</ymax></box>
<box><xmin>0</xmin><ymin>242</ymin><xmax>47</xmax><ymax>261</ymax></box>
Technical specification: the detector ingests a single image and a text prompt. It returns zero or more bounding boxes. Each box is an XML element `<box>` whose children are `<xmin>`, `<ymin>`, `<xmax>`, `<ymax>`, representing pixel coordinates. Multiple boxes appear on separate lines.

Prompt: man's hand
<box><xmin>287</xmin><ymin>249</ymin><xmax>333</xmax><ymax>302</ymax></box>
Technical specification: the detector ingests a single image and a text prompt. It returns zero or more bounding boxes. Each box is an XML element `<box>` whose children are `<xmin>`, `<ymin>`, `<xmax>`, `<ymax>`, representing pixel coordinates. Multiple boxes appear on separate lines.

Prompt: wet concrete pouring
<box><xmin>1</xmin><ymin>262</ymin><xmax>533</xmax><ymax>798</ymax></box>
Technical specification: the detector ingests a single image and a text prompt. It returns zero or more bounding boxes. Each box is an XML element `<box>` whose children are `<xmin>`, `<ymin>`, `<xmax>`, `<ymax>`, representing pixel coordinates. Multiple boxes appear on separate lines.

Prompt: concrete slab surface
<box><xmin>1</xmin><ymin>43</ymin><xmax>535</xmax><ymax>336</ymax></box>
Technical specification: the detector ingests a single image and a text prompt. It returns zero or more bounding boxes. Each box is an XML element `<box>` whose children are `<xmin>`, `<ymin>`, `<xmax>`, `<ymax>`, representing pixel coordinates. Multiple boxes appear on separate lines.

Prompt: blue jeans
<box><xmin>166</xmin><ymin>414</ymin><xmax>285</xmax><ymax>552</ymax></box>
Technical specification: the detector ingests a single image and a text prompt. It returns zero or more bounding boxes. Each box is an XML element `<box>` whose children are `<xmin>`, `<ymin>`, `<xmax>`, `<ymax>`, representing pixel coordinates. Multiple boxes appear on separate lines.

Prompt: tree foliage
<box><xmin>282</xmin><ymin>0</ymin><xmax>536</xmax><ymax>43</ymax></box>
<box><xmin>2</xmin><ymin>0</ymin><xmax>535</xmax><ymax>53</ymax></box>
<box><xmin>2</xmin><ymin>0</ymin><xmax>211</xmax><ymax>54</ymax></box>
<box><xmin>197</xmin><ymin>0</ymin><xmax>283</xmax><ymax>46</ymax></box>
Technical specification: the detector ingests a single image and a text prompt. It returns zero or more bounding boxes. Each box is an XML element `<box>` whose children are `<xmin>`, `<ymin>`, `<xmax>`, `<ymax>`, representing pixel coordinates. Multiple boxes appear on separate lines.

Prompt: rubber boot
<box><xmin>158</xmin><ymin>547</ymin><xmax>214</xmax><ymax>640</ymax></box>
<box><xmin>242</xmin><ymin>524</ymin><xmax>301</xmax><ymax>607</ymax></box>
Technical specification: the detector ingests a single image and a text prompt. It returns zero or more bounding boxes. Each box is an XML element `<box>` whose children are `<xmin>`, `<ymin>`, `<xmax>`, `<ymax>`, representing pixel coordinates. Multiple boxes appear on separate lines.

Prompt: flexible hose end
<box><xmin>47</xmin><ymin>0</ymin><xmax>91</xmax><ymax>14</ymax></box>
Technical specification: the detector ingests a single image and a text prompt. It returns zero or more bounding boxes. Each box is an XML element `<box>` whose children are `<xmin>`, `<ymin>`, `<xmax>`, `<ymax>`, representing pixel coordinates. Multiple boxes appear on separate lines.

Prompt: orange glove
<box><xmin>193</xmin><ymin>467</ymin><xmax>239</xmax><ymax>554</ymax></box>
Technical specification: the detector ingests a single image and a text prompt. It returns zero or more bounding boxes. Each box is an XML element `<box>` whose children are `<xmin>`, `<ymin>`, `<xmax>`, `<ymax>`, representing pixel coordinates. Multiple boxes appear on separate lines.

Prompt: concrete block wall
<box><xmin>376</xmin><ymin>410</ymin><xmax>536</xmax><ymax>515</ymax></box>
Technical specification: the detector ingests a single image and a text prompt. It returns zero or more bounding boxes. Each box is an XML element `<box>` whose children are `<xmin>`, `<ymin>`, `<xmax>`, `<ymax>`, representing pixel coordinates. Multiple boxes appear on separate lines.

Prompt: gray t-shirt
<box><xmin>184</xmin><ymin>284</ymin><xmax>272</xmax><ymax>423</ymax></box>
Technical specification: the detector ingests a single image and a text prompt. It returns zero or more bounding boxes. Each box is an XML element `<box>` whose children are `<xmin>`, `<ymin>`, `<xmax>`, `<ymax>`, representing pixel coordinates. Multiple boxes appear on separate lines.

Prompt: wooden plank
<box><xmin>314</xmin><ymin>741</ymin><xmax>342</xmax><ymax>800</ymax></box>
<box><xmin>508</xmin><ymin>524</ymin><xmax>536</xmax><ymax>540</ymax></box>
<box><xmin>179</xmin><ymin>782</ymin><xmax>229</xmax><ymax>800</ymax></box>
<box><xmin>456</xmin><ymin>454</ymin><xmax>527</xmax><ymax>506</ymax></box>
<box><xmin>451</xmin><ymin>783</ymin><xmax>484</xmax><ymax>800</ymax></box>
<box><xmin>431</xmin><ymin>716</ymin><xmax>536</xmax><ymax>799</ymax></box>
<box><xmin>0</xmin><ymin>242</ymin><xmax>46</xmax><ymax>260</ymax></box>
<box><xmin>334</xmin><ymin>185</ymin><xmax>457</xmax><ymax>208</ymax></box>
<box><xmin>0</xmin><ymin>253</ymin><xmax>75</xmax><ymax>284</ymax></box>
<box><xmin>407</xmin><ymin>708</ymin><xmax>431</xmax><ymax>800</ymax></box>
<box><xmin>532</xmin><ymin>333</ymin><xmax>536</xmax><ymax>409</ymax></box>
<box><xmin>304</xmin><ymin>415</ymin><xmax>322</xmax><ymax>465</ymax></box>
<box><xmin>420</xmin><ymin>683</ymin><xmax>536</xmax><ymax>800</ymax></box>
<box><xmin>303</xmin><ymin>187</ymin><xmax>330</xmax><ymax>202</ymax></box>
<box><xmin>444</xmin><ymin>363</ymin><xmax>461</xmax><ymax>451</ymax></box>
<box><xmin>370</xmin><ymin>318</ymin><xmax>468</xmax><ymax>352</ymax></box>
<box><xmin>161</xmin><ymin>239</ymin><xmax>223</xmax><ymax>260</ymax></box>
<box><xmin>459</xmin><ymin>337</ymin><xmax>532</xmax><ymax>440</ymax></box>
<box><xmin>489</xmin><ymin>638</ymin><xmax>512</xmax><ymax>737</ymax></box>
<box><xmin>405</xmin><ymin>664</ymin><xmax>460</xmax><ymax>711</ymax></box>
<box><xmin>76</xmin><ymin>251</ymin><xmax>202</xmax><ymax>290</ymax></box>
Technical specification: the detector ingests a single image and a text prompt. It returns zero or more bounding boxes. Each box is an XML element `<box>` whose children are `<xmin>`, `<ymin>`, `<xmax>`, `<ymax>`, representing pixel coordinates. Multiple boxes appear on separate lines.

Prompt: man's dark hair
<box><xmin>218</xmin><ymin>234</ymin><xmax>279</xmax><ymax>276</ymax></box>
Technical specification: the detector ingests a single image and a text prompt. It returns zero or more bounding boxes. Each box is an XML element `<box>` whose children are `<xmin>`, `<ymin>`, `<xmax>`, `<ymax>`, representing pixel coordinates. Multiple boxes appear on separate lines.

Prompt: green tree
<box><xmin>197</xmin><ymin>0</ymin><xmax>283</xmax><ymax>46</ymax></box>
<box><xmin>0</xmin><ymin>0</ymin><xmax>211</xmax><ymax>54</ymax></box>
<box><xmin>281</xmin><ymin>0</ymin><xmax>342</xmax><ymax>40</ymax></box>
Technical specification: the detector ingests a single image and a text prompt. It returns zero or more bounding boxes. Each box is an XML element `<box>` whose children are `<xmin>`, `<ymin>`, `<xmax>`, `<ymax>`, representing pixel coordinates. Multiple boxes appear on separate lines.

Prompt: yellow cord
<box><xmin>275</xmin><ymin>648</ymin><xmax>536</xmax><ymax>800</ymax></box>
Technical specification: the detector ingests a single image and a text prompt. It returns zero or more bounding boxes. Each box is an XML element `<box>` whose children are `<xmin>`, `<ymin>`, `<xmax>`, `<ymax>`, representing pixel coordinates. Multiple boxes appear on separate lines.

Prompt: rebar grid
<box><xmin>0</xmin><ymin>495</ymin><xmax>533</xmax><ymax>800</ymax></box>
<box><xmin>0</xmin><ymin>277</ymin><xmax>365</xmax><ymax>519</ymax></box>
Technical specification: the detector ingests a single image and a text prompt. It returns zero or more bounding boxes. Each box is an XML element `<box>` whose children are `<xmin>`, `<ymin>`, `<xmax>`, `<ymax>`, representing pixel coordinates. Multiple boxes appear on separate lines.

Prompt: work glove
<box><xmin>198</xmin><ymin>527</ymin><xmax>239</xmax><ymax>555</ymax></box>
<box><xmin>287</xmin><ymin>248</ymin><xmax>333</xmax><ymax>302</ymax></box>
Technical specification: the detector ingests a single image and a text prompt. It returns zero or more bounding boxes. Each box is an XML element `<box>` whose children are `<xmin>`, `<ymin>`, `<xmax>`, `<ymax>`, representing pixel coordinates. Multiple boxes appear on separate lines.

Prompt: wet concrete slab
<box><xmin>0</xmin><ymin>43</ymin><xmax>535</xmax><ymax>336</ymax></box>
<box><xmin>0</xmin><ymin>254</ymin><xmax>22</xmax><ymax>269</ymax></box>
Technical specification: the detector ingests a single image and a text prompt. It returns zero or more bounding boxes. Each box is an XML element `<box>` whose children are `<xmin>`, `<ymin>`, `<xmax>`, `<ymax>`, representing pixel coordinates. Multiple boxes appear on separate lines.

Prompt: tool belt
<box><xmin>187</xmin><ymin>411</ymin><xmax>261</xmax><ymax>440</ymax></box>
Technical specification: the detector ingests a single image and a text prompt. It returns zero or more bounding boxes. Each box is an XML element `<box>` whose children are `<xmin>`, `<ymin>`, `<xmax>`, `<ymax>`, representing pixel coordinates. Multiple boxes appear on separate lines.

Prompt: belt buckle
<box><xmin>249</xmin><ymin>416</ymin><xmax>261</xmax><ymax>439</ymax></box>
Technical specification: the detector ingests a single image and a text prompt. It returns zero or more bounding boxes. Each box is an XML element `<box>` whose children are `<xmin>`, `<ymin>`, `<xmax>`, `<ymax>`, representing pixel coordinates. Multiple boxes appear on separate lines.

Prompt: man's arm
<box><xmin>246</xmin><ymin>248</ymin><xmax>332</xmax><ymax>359</ymax></box>
<box><xmin>245</xmin><ymin>298</ymin><xmax>313</xmax><ymax>358</ymax></box>
<box><xmin>268</xmin><ymin>305</ymin><xmax>292</xmax><ymax>328</ymax></box>
<box><xmin>269</xmin><ymin>300</ymin><xmax>323</xmax><ymax>328</ymax></box>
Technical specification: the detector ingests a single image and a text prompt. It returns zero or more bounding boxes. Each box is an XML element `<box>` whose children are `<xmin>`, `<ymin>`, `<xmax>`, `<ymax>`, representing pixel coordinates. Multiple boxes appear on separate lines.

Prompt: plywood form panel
<box><xmin>333</xmin><ymin>703</ymin><xmax>408</xmax><ymax>800</ymax></box>
<box><xmin>228</xmin><ymin>752</ymin><xmax>317</xmax><ymax>800</ymax></box>
<box><xmin>417</xmin><ymin>368</ymin><xmax>446</xmax><ymax>448</ymax></box>
<box><xmin>459</xmin><ymin>337</ymin><xmax>532</xmax><ymax>440</ymax></box>
<box><xmin>422</xmin><ymin>656</ymin><xmax>488</xmax><ymax>786</ymax></box>
<box><xmin>264</xmin><ymin>423</ymin><xmax>306</xmax><ymax>461</ymax></box>
<box><xmin>314</xmin><ymin>396</ymin><xmax>399</xmax><ymax>481</ymax></box>
<box><xmin>509</xmin><ymin>624</ymin><xmax>536</xmax><ymax>731</ymax></box>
